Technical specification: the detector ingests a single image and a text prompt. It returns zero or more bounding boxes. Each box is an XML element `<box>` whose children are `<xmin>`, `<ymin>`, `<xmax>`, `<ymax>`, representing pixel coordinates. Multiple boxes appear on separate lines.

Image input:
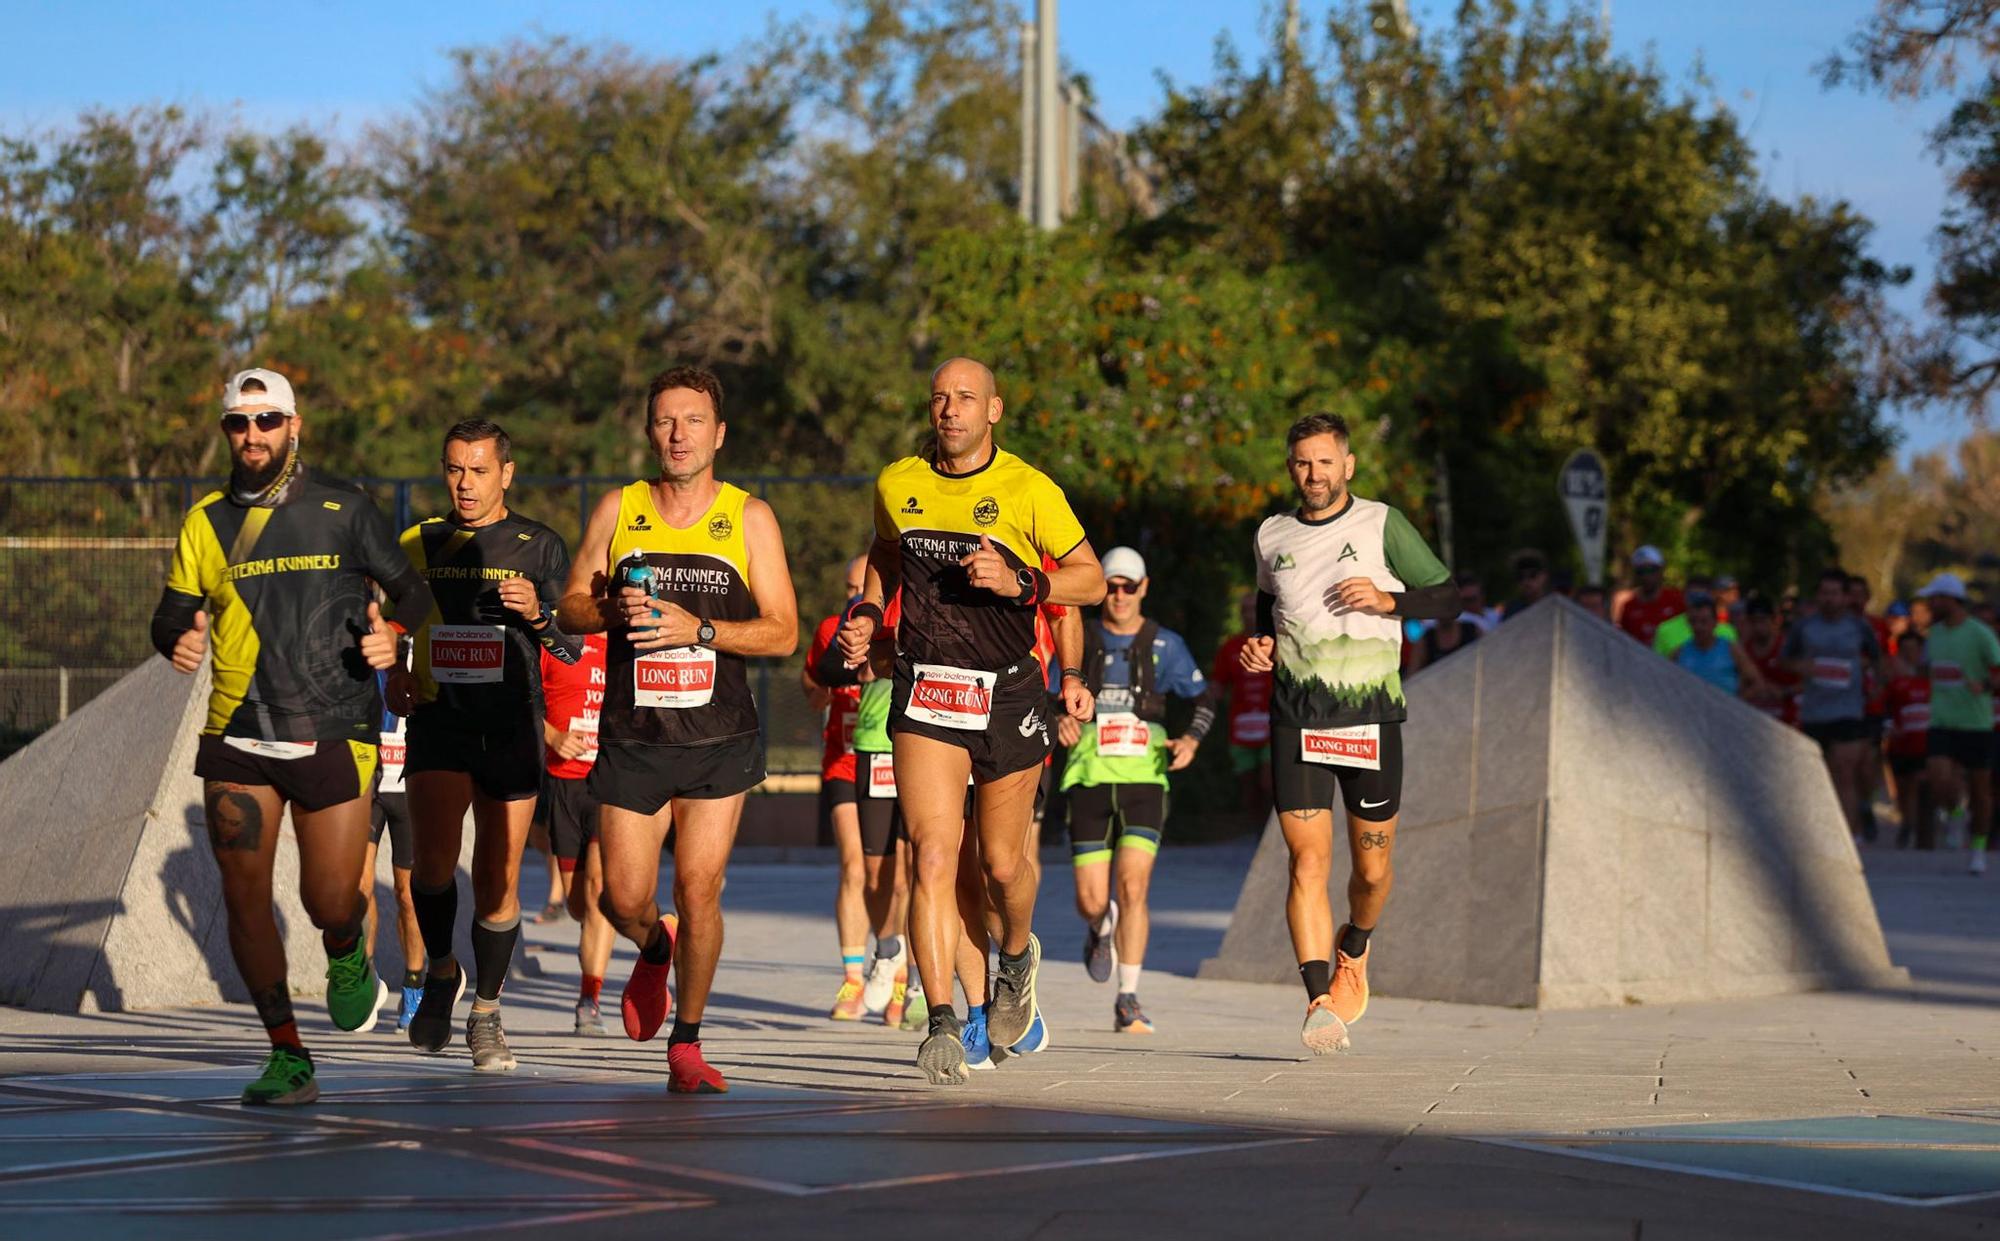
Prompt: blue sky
<box><xmin>1</xmin><ymin>1</ymin><xmax>1960</xmax><ymax>456</ymax></box>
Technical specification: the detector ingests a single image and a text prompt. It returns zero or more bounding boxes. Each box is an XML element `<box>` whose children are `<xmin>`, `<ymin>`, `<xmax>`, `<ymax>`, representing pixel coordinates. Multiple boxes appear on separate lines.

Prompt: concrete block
<box><xmin>1202</xmin><ymin>596</ymin><xmax>1908</xmax><ymax>1007</ymax></box>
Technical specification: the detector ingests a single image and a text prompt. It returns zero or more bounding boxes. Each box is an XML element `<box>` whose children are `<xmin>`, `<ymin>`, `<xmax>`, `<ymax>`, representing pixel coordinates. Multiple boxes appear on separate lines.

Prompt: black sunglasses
<box><xmin>221</xmin><ymin>411</ymin><xmax>291</xmax><ymax>434</ymax></box>
<box><xmin>1106</xmin><ymin>580</ymin><xmax>1141</xmax><ymax>595</ymax></box>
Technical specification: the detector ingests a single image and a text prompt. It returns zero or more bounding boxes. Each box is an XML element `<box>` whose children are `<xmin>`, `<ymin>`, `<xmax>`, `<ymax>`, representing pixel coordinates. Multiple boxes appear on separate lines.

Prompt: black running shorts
<box><xmin>588</xmin><ymin>733</ymin><xmax>766</xmax><ymax>816</ymax></box>
<box><xmin>854</xmin><ymin>752</ymin><xmax>906</xmax><ymax>857</ymax></box>
<box><xmin>1801</xmin><ymin>717</ymin><xmax>1874</xmax><ymax>752</ymax></box>
<box><xmin>544</xmin><ymin>773</ymin><xmax>600</xmax><ymax>860</ymax></box>
<box><xmin>890</xmin><ymin>656</ymin><xmax>1050</xmax><ymax>783</ymax></box>
<box><xmin>195</xmin><ymin>734</ymin><xmax>378</xmax><ymax>813</ymax></box>
<box><xmin>1066</xmin><ymin>782</ymin><xmax>1165</xmax><ymax>865</ymax></box>
<box><xmin>404</xmin><ymin>708</ymin><xmax>541</xmax><ymax>802</ymax></box>
<box><xmin>1929</xmin><ymin>727</ymin><xmax>1993</xmax><ymax>771</ymax></box>
<box><xmin>370</xmin><ymin>790</ymin><xmax>414</xmax><ymax>869</ymax></box>
<box><xmin>1272</xmin><ymin>722</ymin><xmax>1404</xmax><ymax>822</ymax></box>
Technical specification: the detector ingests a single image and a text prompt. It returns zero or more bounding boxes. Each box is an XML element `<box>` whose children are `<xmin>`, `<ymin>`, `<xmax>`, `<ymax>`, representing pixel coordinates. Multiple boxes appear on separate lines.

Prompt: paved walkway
<box><xmin>0</xmin><ymin>840</ymin><xmax>1997</xmax><ymax>1239</ymax></box>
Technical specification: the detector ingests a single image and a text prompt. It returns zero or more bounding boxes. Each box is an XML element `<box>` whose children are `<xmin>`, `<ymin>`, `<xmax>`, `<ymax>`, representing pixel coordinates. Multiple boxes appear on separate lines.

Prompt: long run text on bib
<box><xmin>867</xmin><ymin>752</ymin><xmax>898</xmax><ymax>799</ymax></box>
<box><xmin>1934</xmin><ymin>661</ymin><xmax>1965</xmax><ymax>686</ymax></box>
<box><xmin>1095</xmin><ymin>712</ymin><xmax>1151</xmax><ymax>758</ymax></box>
<box><xmin>567</xmin><ymin>713</ymin><xmax>600</xmax><ymax>763</ymax></box>
<box><xmin>905</xmin><ymin>663</ymin><xmax>997</xmax><ymax>731</ymax></box>
<box><xmin>1300</xmin><ymin>725</ymin><xmax>1382</xmax><ymax>771</ymax></box>
<box><xmin>1811</xmin><ymin>658</ymin><xmax>1854</xmax><ymax>690</ymax></box>
<box><xmin>430</xmin><ymin>624</ymin><xmax>505</xmax><ymax>684</ymax></box>
<box><xmin>378</xmin><ymin>724</ymin><xmax>406</xmax><ymax>794</ymax></box>
<box><xmin>634</xmin><ymin>647</ymin><xmax>718</xmax><ymax>709</ymax></box>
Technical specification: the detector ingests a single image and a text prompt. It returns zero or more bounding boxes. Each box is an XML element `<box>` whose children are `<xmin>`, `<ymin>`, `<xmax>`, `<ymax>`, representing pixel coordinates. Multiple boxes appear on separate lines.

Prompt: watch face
<box><xmin>698</xmin><ymin>622</ymin><xmax>716</xmax><ymax>643</ymax></box>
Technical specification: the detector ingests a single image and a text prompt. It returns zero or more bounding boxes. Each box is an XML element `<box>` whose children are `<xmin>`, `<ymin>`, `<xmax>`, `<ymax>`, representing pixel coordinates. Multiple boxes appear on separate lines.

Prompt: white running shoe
<box><xmin>862</xmin><ymin>944</ymin><xmax>905</xmax><ymax>1014</ymax></box>
<box><xmin>1972</xmin><ymin>848</ymin><xmax>1988</xmax><ymax>876</ymax></box>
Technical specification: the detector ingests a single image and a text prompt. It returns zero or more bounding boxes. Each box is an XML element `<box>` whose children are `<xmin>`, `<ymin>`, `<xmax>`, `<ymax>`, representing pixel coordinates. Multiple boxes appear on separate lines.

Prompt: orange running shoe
<box><xmin>1329</xmin><ymin>926</ymin><xmax>1369</xmax><ymax>1026</ymax></box>
<box><xmin>667</xmin><ymin>1041</ymin><xmax>728</xmax><ymax>1094</ymax></box>
<box><xmin>829</xmin><ymin>977</ymin><xmax>866</xmax><ymax>1020</ymax></box>
<box><xmin>882</xmin><ymin>964</ymin><xmax>909</xmax><ymax>1028</ymax></box>
<box><xmin>1300</xmin><ymin>994</ymin><xmax>1350</xmax><ymax>1056</ymax></box>
<box><xmin>621</xmin><ymin>916</ymin><xmax>676</xmax><ymax>1042</ymax></box>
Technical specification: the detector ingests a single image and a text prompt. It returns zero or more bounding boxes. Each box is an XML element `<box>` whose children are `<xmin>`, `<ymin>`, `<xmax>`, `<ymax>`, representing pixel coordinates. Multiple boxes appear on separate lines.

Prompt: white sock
<box><xmin>1117</xmin><ymin>963</ymin><xmax>1142</xmax><ymax>994</ymax></box>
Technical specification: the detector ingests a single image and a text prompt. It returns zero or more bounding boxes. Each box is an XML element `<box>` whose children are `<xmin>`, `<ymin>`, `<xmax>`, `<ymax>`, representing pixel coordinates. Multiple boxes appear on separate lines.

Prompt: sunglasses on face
<box><xmin>221</xmin><ymin>411</ymin><xmax>292</xmax><ymax>434</ymax></box>
<box><xmin>1107</xmin><ymin>580</ymin><xmax>1141</xmax><ymax>596</ymax></box>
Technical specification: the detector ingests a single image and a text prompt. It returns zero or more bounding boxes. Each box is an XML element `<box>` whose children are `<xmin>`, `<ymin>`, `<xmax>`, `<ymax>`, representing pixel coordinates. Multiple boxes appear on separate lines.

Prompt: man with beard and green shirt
<box><xmin>1239</xmin><ymin>413</ymin><xmax>1460</xmax><ymax>1056</ymax></box>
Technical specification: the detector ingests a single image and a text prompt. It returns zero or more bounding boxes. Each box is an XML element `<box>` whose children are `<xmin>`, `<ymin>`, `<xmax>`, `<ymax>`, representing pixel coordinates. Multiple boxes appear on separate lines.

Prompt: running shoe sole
<box><xmin>408</xmin><ymin>969</ymin><xmax>467</xmax><ymax>1054</ymax></box>
<box><xmin>918</xmin><ymin>1030</ymin><xmax>970</xmax><ymax>1085</ymax></box>
<box><xmin>344</xmin><ymin>977</ymin><xmax>389</xmax><ymax>1035</ymax></box>
<box><xmin>242</xmin><ymin>1078</ymin><xmax>319</xmax><ymax>1106</ymax></box>
<box><xmin>1301</xmin><ymin>1005</ymin><xmax>1350</xmax><ymax>1056</ymax></box>
<box><xmin>986</xmin><ymin>934</ymin><xmax>1041</xmax><ymax>1048</ymax></box>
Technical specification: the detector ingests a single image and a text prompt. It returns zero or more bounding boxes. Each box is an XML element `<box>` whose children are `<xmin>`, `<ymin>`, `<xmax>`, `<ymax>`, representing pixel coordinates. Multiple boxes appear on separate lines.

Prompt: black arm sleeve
<box><xmin>1255</xmin><ymin>591</ymin><xmax>1277</xmax><ymax>638</ymax></box>
<box><xmin>532</xmin><ymin>541</ymin><xmax>584</xmax><ymax>664</ymax></box>
<box><xmin>1390</xmin><ymin>581</ymin><xmax>1461</xmax><ymax>621</ymax></box>
<box><xmin>150</xmin><ymin>588</ymin><xmax>202</xmax><ymax>660</ymax></box>
<box><xmin>814</xmin><ymin>637</ymin><xmax>863</xmax><ymax>688</ymax></box>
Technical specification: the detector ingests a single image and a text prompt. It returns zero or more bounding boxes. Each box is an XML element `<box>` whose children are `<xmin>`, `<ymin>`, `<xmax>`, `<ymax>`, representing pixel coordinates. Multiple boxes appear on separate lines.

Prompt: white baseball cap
<box><xmin>1919</xmin><ymin>572</ymin><xmax>1969</xmax><ymax>601</ymax></box>
<box><xmin>1101</xmin><ymin>546</ymin><xmax>1147</xmax><ymax>583</ymax></box>
<box><xmin>1630</xmin><ymin>545</ymin><xmax>1665</xmax><ymax>570</ymax></box>
<box><xmin>224</xmin><ymin>368</ymin><xmax>297</xmax><ymax>415</ymax></box>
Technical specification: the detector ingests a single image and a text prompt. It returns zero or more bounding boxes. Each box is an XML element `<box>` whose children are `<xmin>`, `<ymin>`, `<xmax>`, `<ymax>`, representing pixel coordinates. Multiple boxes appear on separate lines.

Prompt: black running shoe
<box><xmin>1082</xmin><ymin>900</ymin><xmax>1117</xmax><ymax>984</ymax></box>
<box><xmin>408</xmin><ymin>965</ymin><xmax>466</xmax><ymax>1054</ymax></box>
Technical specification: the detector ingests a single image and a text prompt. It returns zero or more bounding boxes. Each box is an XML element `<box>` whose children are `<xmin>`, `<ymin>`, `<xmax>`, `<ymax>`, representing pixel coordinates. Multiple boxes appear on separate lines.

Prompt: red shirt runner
<box><xmin>1617</xmin><ymin>587</ymin><xmax>1685</xmax><ymax>646</ymax></box>
<box><xmin>1744</xmin><ymin>629</ymin><xmax>1801</xmax><ymax>727</ymax></box>
<box><xmin>1884</xmin><ymin>675</ymin><xmax>1930</xmax><ymax>759</ymax></box>
<box><xmin>1211</xmin><ymin>633</ymin><xmax>1274</xmax><ymax>747</ymax></box>
<box><xmin>807</xmin><ymin>614</ymin><xmax>863</xmax><ymax>784</ymax></box>
<box><xmin>541</xmin><ymin>633</ymin><xmax>607</xmax><ymax>780</ymax></box>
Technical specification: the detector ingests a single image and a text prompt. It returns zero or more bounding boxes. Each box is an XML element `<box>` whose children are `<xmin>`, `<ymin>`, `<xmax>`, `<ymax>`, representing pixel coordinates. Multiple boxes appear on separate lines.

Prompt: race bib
<box><xmin>1897</xmin><ymin>703</ymin><xmax>1930</xmax><ymax>734</ymax></box>
<box><xmin>1811</xmin><ymin>658</ymin><xmax>1853</xmax><ymax>690</ymax></box>
<box><xmin>377</xmin><ymin>722</ymin><xmax>406</xmax><ymax>793</ymax></box>
<box><xmin>223</xmin><ymin>737</ymin><xmax>319</xmax><ymax>760</ymax></box>
<box><xmin>905</xmin><ymin>663</ymin><xmax>997</xmax><ymax>731</ymax></box>
<box><xmin>430</xmin><ymin>624</ymin><xmax>505</xmax><ymax>684</ymax></box>
<box><xmin>1094</xmin><ymin>712</ymin><xmax>1152</xmax><ymax>758</ymax></box>
<box><xmin>1934</xmin><ymin>661</ymin><xmax>1965</xmax><ymax>686</ymax></box>
<box><xmin>1300</xmin><ymin>725</ymin><xmax>1381</xmax><ymax>771</ymax></box>
<box><xmin>1231</xmin><ymin>709</ymin><xmax>1271</xmax><ymax>746</ymax></box>
<box><xmin>840</xmin><ymin>717</ymin><xmax>856</xmax><ymax>757</ymax></box>
<box><xmin>866</xmin><ymin>752</ymin><xmax>898</xmax><ymax>799</ymax></box>
<box><xmin>566</xmin><ymin>713</ymin><xmax>600</xmax><ymax>763</ymax></box>
<box><xmin>634</xmin><ymin>647</ymin><xmax>716</xmax><ymax>708</ymax></box>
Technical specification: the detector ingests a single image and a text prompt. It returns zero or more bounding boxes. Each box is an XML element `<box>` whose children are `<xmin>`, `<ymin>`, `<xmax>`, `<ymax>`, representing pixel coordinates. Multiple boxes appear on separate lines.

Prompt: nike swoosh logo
<box><xmin>1359</xmin><ymin>798</ymin><xmax>1389</xmax><ymax>809</ymax></box>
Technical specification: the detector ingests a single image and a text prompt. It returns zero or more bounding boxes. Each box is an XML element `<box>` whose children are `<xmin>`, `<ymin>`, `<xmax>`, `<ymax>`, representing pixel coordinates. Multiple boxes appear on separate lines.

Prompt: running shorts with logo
<box><xmin>544</xmin><ymin>773</ymin><xmax>601</xmax><ymax>860</ymax></box>
<box><xmin>873</xmin><ymin>449</ymin><xmax>1085</xmax><ymax>781</ymax></box>
<box><xmin>400</xmin><ymin>511</ymin><xmax>581</xmax><ymax>799</ymax></box>
<box><xmin>1256</xmin><ymin>496</ymin><xmax>1449</xmax><ymax>824</ymax></box>
<box><xmin>592</xmin><ymin>481</ymin><xmax>768</xmax><ymax>814</ymax></box>
<box><xmin>196</xmin><ymin>734</ymin><xmax>381</xmax><ymax>813</ymax></box>
<box><xmin>1067</xmin><ymin>784</ymin><xmax>1166</xmax><ymax>865</ymax></box>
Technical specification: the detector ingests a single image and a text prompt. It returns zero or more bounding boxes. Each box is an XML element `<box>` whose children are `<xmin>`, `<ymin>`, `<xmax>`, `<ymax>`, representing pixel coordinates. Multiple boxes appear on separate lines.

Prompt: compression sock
<box><xmin>842</xmin><ymin>946</ymin><xmax>866</xmax><ymax>981</ymax></box>
<box><xmin>412</xmin><ymin>879</ymin><xmax>459</xmax><ymax>972</ymax></box>
<box><xmin>580</xmin><ymin>974</ymin><xmax>603</xmax><ymax>1003</ymax></box>
<box><xmin>1339</xmin><ymin>924</ymin><xmax>1374</xmax><ymax>958</ymax></box>
<box><xmin>252</xmin><ymin>983</ymin><xmax>306</xmax><ymax>1053</ymax></box>
<box><xmin>1300</xmin><ymin>960</ymin><xmax>1332</xmax><ymax>1001</ymax></box>
<box><xmin>668</xmin><ymin>1019</ymin><xmax>701</xmax><ymax>1047</ymax></box>
<box><xmin>470</xmin><ymin>914</ymin><xmax>520</xmax><ymax>1003</ymax></box>
<box><xmin>874</xmin><ymin>935</ymin><xmax>902</xmax><ymax>960</ymax></box>
<box><xmin>927</xmin><ymin>1005</ymin><xmax>959</xmax><ymax>1036</ymax></box>
<box><xmin>640</xmin><ymin>920</ymin><xmax>674</xmax><ymax>965</ymax></box>
<box><xmin>1118</xmin><ymin>962</ymin><xmax>1143</xmax><ymax>994</ymax></box>
<box><xmin>997</xmin><ymin>945</ymin><xmax>1030</xmax><ymax>975</ymax></box>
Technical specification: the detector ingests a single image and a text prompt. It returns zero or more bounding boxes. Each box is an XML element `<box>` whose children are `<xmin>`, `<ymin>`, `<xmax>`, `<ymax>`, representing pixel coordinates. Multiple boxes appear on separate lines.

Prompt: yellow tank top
<box><xmin>601</xmin><ymin>481</ymin><xmax>760</xmax><ymax>746</ymax></box>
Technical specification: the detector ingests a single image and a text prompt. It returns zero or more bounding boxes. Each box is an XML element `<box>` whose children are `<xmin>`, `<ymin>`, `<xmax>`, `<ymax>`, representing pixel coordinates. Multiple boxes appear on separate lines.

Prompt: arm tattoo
<box><xmin>1359</xmin><ymin>830</ymin><xmax>1390</xmax><ymax>850</ymax></box>
<box><xmin>204</xmin><ymin>783</ymin><xmax>265</xmax><ymax>852</ymax></box>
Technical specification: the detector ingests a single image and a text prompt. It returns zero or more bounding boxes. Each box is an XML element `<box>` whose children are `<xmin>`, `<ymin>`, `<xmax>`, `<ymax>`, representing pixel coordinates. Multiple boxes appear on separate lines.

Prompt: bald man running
<box><xmin>840</xmin><ymin>357</ymin><xmax>1101</xmax><ymax>1085</ymax></box>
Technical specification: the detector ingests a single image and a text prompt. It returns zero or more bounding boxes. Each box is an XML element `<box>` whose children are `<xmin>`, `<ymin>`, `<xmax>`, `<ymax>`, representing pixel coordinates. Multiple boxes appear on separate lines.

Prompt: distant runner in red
<box><xmin>1741</xmin><ymin>596</ymin><xmax>1800</xmax><ymax>726</ymax></box>
<box><xmin>539</xmin><ymin>632</ymin><xmax>615</xmax><ymax>1035</ymax></box>
<box><xmin>1211</xmin><ymin>590</ymin><xmax>1275</xmax><ymax>820</ymax></box>
<box><xmin>1616</xmin><ymin>545</ymin><xmax>1684</xmax><ymax>646</ymax></box>
<box><xmin>1884</xmin><ymin>632</ymin><xmax>1932</xmax><ymax>850</ymax></box>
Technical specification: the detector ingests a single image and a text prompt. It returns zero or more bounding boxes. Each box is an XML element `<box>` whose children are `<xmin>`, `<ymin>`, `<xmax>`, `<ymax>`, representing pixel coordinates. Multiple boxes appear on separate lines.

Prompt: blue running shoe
<box><xmin>1006</xmin><ymin>1005</ymin><xmax>1051</xmax><ymax>1056</ymax></box>
<box><xmin>396</xmin><ymin>984</ymin><xmax>422</xmax><ymax>1033</ymax></box>
<box><xmin>962</xmin><ymin>1002</ymin><xmax>995</xmax><ymax>1071</ymax></box>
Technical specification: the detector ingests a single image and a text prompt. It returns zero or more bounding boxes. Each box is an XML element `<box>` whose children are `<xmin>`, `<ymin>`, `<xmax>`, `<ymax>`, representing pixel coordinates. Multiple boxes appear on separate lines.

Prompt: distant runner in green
<box><xmin>1240</xmin><ymin>412</ymin><xmax>1460</xmax><ymax>1057</ymax></box>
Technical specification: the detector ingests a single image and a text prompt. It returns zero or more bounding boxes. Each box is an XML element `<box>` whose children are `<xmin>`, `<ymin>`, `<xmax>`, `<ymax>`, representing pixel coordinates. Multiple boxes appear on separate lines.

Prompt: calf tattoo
<box><xmin>204</xmin><ymin>783</ymin><xmax>264</xmax><ymax>852</ymax></box>
<box><xmin>1359</xmin><ymin>830</ymin><xmax>1390</xmax><ymax>850</ymax></box>
<box><xmin>250</xmin><ymin>981</ymin><xmax>295</xmax><ymax>1031</ymax></box>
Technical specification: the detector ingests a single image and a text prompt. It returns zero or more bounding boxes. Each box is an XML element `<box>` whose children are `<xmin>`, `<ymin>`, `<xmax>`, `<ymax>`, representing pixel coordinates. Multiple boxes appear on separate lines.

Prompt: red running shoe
<box><xmin>667</xmin><ymin>1041</ymin><xmax>728</xmax><ymax>1094</ymax></box>
<box><xmin>621</xmin><ymin>916</ymin><xmax>676</xmax><ymax>1042</ymax></box>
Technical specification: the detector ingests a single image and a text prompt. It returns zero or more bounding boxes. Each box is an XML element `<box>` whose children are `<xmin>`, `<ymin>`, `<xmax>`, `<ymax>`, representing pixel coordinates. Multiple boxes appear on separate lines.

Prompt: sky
<box><xmin>0</xmin><ymin>0</ymin><xmax>1961</xmax><ymax>457</ymax></box>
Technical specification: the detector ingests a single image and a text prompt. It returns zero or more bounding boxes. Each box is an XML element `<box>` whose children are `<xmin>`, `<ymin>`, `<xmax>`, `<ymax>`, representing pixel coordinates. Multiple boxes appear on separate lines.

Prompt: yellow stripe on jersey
<box><xmin>399</xmin><ymin>519</ymin><xmax>451</xmax><ymax>698</ymax></box>
<box><xmin>168</xmin><ymin>492</ymin><xmax>265</xmax><ymax>734</ymax></box>
<box><xmin>607</xmin><ymin>481</ymin><xmax>752</xmax><ymax>580</ymax></box>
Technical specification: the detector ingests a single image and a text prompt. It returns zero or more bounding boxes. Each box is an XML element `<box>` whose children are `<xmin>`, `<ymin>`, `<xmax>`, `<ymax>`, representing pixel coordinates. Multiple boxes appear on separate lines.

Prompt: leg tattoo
<box><xmin>205</xmin><ymin>785</ymin><xmax>265</xmax><ymax>852</ymax></box>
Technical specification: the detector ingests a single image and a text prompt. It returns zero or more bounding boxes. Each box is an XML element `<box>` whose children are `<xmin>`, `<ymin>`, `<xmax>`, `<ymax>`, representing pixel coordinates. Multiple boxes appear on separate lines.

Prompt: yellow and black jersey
<box><xmin>398</xmin><ymin>512</ymin><xmax>581</xmax><ymax>730</ymax></box>
<box><xmin>873</xmin><ymin>448</ymin><xmax>1087</xmax><ymax>671</ymax></box>
<box><xmin>601</xmin><ymin>480</ymin><xmax>761</xmax><ymax>748</ymax></box>
<box><xmin>150</xmin><ymin>467</ymin><xmax>430</xmax><ymax>743</ymax></box>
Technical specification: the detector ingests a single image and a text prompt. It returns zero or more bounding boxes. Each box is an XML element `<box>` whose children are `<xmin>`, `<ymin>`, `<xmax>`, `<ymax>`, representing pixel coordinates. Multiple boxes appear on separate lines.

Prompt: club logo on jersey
<box><xmin>1338</xmin><ymin>543</ymin><xmax>1358</xmax><ymax>562</ymax></box>
<box><xmin>322</xmin><ymin>500</ymin><xmax>342</xmax><ymax>511</ymax></box>
<box><xmin>707</xmin><ymin>513</ymin><xmax>734</xmax><ymax>541</ymax></box>
<box><xmin>517</xmin><ymin>532</ymin><xmax>533</xmax><ymax>541</ymax></box>
<box><xmin>972</xmin><ymin>497</ymin><xmax>1000</xmax><ymax>527</ymax></box>
<box><xmin>1273</xmin><ymin>553</ymin><xmax>1296</xmax><ymax>572</ymax></box>
<box><xmin>628</xmin><ymin>513</ymin><xmax>651</xmax><ymax>531</ymax></box>
<box><xmin>900</xmin><ymin>496</ymin><xmax>924</xmax><ymax>515</ymax></box>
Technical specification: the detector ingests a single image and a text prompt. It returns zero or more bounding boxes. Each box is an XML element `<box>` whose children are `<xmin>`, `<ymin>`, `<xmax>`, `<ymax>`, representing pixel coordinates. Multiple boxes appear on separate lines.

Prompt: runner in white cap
<box><xmin>1917</xmin><ymin>573</ymin><xmax>2000</xmax><ymax>874</ymax></box>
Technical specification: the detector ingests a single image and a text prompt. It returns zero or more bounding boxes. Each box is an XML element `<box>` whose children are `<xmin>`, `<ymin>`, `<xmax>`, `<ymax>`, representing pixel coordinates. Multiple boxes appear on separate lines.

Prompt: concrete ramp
<box><xmin>0</xmin><ymin>659</ymin><xmax>497</xmax><ymax>1013</ymax></box>
<box><xmin>1199</xmin><ymin>596</ymin><xmax>1908</xmax><ymax>1007</ymax></box>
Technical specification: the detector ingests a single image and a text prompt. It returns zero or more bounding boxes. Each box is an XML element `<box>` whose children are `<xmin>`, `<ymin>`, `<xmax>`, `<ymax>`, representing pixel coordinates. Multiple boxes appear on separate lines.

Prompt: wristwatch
<box><xmin>697</xmin><ymin>619</ymin><xmax>717</xmax><ymax>646</ymax></box>
<box><xmin>1015</xmin><ymin>567</ymin><xmax>1039</xmax><ymax>599</ymax></box>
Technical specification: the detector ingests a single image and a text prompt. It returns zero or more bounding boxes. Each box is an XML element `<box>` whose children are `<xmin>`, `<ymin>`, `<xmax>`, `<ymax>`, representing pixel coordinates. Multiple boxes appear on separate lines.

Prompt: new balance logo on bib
<box><xmin>1300</xmin><ymin>725</ymin><xmax>1382</xmax><ymax>771</ymax></box>
<box><xmin>635</xmin><ymin>647</ymin><xmax>717</xmax><ymax>708</ymax></box>
<box><xmin>906</xmin><ymin>664</ymin><xmax>997</xmax><ymax>731</ymax></box>
<box><xmin>430</xmin><ymin>625</ymin><xmax>505</xmax><ymax>683</ymax></box>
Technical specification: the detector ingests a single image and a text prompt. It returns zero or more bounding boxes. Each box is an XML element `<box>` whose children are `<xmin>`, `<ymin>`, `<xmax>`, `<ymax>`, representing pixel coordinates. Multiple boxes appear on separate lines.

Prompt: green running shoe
<box><xmin>242</xmin><ymin>1045</ymin><xmax>318</xmax><ymax>1106</ymax></box>
<box><xmin>326</xmin><ymin>945</ymin><xmax>387</xmax><ymax>1032</ymax></box>
<box><xmin>899</xmin><ymin>986</ymin><xmax>929</xmax><ymax>1032</ymax></box>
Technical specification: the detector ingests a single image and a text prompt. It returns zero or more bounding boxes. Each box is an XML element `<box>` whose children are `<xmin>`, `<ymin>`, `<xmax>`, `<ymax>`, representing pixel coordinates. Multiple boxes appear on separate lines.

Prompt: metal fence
<box><xmin>0</xmin><ymin>475</ymin><xmax>878</xmax><ymax>769</ymax></box>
